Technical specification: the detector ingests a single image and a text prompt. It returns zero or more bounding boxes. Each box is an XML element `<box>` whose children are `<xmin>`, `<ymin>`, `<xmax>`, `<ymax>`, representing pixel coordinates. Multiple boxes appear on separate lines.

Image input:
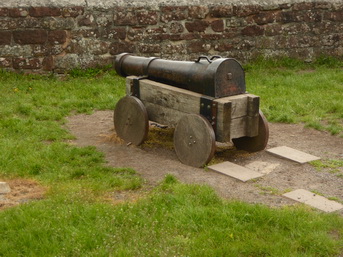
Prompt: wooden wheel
<box><xmin>174</xmin><ymin>114</ymin><xmax>216</xmax><ymax>167</ymax></box>
<box><xmin>232</xmin><ymin>110</ymin><xmax>269</xmax><ymax>152</ymax></box>
<box><xmin>114</xmin><ymin>96</ymin><xmax>149</xmax><ymax>146</ymax></box>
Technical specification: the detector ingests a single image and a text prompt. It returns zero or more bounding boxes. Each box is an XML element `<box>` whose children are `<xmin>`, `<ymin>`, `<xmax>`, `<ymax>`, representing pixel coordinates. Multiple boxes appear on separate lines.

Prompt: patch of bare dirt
<box><xmin>66</xmin><ymin>110</ymin><xmax>343</xmax><ymax>213</ymax></box>
<box><xmin>0</xmin><ymin>179</ymin><xmax>46</xmax><ymax>210</ymax></box>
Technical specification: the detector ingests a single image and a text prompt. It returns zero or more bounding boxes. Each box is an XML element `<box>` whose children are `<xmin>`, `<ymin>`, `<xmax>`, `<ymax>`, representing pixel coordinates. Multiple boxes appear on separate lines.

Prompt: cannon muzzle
<box><xmin>115</xmin><ymin>53</ymin><xmax>246</xmax><ymax>98</ymax></box>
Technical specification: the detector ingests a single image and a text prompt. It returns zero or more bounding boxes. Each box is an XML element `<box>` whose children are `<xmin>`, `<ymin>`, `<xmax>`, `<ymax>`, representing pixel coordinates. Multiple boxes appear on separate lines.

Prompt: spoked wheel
<box><xmin>174</xmin><ymin>114</ymin><xmax>216</xmax><ymax>167</ymax></box>
<box><xmin>232</xmin><ymin>110</ymin><xmax>269</xmax><ymax>152</ymax></box>
<box><xmin>114</xmin><ymin>96</ymin><xmax>149</xmax><ymax>146</ymax></box>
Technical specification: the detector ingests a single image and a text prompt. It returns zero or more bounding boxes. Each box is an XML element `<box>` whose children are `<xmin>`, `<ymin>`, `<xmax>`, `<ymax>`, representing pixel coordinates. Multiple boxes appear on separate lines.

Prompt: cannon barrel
<box><xmin>115</xmin><ymin>53</ymin><xmax>246</xmax><ymax>98</ymax></box>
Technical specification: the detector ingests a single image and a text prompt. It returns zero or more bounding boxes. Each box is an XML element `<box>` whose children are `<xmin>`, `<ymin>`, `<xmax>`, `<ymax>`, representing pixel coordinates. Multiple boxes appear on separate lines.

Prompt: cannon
<box><xmin>113</xmin><ymin>53</ymin><xmax>269</xmax><ymax>167</ymax></box>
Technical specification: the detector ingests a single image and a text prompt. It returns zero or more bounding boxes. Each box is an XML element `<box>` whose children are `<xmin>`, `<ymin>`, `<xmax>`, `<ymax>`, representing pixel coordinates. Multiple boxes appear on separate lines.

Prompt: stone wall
<box><xmin>0</xmin><ymin>0</ymin><xmax>342</xmax><ymax>73</ymax></box>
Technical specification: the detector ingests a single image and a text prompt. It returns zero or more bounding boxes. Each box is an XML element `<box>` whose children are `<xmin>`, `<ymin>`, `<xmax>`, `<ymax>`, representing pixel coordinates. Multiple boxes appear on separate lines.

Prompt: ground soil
<box><xmin>66</xmin><ymin>110</ymin><xmax>343</xmax><ymax>213</ymax></box>
<box><xmin>0</xmin><ymin>179</ymin><xmax>45</xmax><ymax>210</ymax></box>
<box><xmin>1</xmin><ymin>110</ymin><xmax>342</xmax><ymax>213</ymax></box>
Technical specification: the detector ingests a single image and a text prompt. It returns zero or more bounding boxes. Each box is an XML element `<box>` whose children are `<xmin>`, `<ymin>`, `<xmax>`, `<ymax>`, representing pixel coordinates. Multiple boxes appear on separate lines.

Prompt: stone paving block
<box><xmin>245</xmin><ymin>161</ymin><xmax>280</xmax><ymax>174</ymax></box>
<box><xmin>267</xmin><ymin>146</ymin><xmax>320</xmax><ymax>163</ymax></box>
<box><xmin>208</xmin><ymin>161</ymin><xmax>264</xmax><ymax>182</ymax></box>
<box><xmin>283</xmin><ymin>189</ymin><xmax>343</xmax><ymax>213</ymax></box>
<box><xmin>0</xmin><ymin>182</ymin><xmax>11</xmax><ymax>194</ymax></box>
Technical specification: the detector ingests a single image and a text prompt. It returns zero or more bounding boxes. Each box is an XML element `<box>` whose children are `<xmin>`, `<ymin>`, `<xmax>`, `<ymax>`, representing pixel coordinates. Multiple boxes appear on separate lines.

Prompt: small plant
<box><xmin>254</xmin><ymin>184</ymin><xmax>281</xmax><ymax>195</ymax></box>
<box><xmin>68</xmin><ymin>65</ymin><xmax>113</xmax><ymax>78</ymax></box>
<box><xmin>310</xmin><ymin>159</ymin><xmax>343</xmax><ymax>178</ymax></box>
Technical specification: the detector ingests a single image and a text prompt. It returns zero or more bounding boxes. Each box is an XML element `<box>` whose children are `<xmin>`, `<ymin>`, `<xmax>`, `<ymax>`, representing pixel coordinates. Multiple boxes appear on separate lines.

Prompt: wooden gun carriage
<box><xmin>114</xmin><ymin>53</ymin><xmax>269</xmax><ymax>167</ymax></box>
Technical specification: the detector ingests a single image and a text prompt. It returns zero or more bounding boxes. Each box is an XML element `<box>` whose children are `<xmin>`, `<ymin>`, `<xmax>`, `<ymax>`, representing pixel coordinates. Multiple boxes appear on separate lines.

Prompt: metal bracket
<box><xmin>130</xmin><ymin>76</ymin><xmax>148</xmax><ymax>99</ymax></box>
<box><xmin>200</xmin><ymin>96</ymin><xmax>218</xmax><ymax>132</ymax></box>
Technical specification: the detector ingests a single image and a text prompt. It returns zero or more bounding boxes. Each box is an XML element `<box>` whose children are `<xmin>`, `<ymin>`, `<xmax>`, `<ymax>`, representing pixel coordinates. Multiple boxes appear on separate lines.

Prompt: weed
<box><xmin>310</xmin><ymin>159</ymin><xmax>343</xmax><ymax>178</ymax></box>
<box><xmin>254</xmin><ymin>184</ymin><xmax>281</xmax><ymax>195</ymax></box>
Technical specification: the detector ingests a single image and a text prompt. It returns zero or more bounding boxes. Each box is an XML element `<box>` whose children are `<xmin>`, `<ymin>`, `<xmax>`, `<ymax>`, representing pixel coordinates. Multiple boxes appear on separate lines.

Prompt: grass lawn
<box><xmin>0</xmin><ymin>59</ymin><xmax>342</xmax><ymax>256</ymax></box>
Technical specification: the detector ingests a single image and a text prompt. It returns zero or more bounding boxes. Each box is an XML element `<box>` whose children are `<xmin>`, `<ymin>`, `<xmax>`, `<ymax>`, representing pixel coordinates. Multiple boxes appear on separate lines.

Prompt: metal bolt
<box><xmin>227</xmin><ymin>73</ymin><xmax>233</xmax><ymax>80</ymax></box>
<box><xmin>207</xmin><ymin>105</ymin><xmax>211</xmax><ymax>109</ymax></box>
<box><xmin>201</xmin><ymin>103</ymin><xmax>204</xmax><ymax>108</ymax></box>
<box><xmin>190</xmin><ymin>136</ymin><xmax>193</xmax><ymax>139</ymax></box>
<box><xmin>193</xmin><ymin>141</ymin><xmax>196</xmax><ymax>144</ymax></box>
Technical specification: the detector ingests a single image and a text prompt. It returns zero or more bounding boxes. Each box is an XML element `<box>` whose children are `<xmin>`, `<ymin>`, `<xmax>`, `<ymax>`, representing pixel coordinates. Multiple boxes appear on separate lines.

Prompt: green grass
<box><xmin>311</xmin><ymin>159</ymin><xmax>343</xmax><ymax>178</ymax></box>
<box><xmin>0</xmin><ymin>176</ymin><xmax>342</xmax><ymax>256</ymax></box>
<box><xmin>1</xmin><ymin>61</ymin><xmax>343</xmax><ymax>256</ymax></box>
<box><xmin>0</xmin><ymin>69</ymin><xmax>142</xmax><ymax>194</ymax></box>
<box><xmin>244</xmin><ymin>57</ymin><xmax>343</xmax><ymax>136</ymax></box>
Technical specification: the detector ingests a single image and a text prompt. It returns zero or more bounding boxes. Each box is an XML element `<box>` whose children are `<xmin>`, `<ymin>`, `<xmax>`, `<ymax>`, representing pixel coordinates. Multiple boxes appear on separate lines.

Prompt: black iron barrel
<box><xmin>115</xmin><ymin>53</ymin><xmax>246</xmax><ymax>98</ymax></box>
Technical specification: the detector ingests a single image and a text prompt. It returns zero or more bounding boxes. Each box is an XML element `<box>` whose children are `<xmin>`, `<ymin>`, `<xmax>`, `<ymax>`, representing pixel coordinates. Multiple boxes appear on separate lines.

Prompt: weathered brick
<box><xmin>114</xmin><ymin>8</ymin><xmax>138</xmax><ymax>25</ymax></box>
<box><xmin>62</xmin><ymin>7</ymin><xmax>84</xmax><ymax>17</ymax></box>
<box><xmin>201</xmin><ymin>34</ymin><xmax>223</xmax><ymax>40</ymax></box>
<box><xmin>42</xmin><ymin>17</ymin><xmax>75</xmax><ymax>30</ymax></box>
<box><xmin>78</xmin><ymin>14</ymin><xmax>95</xmax><ymax>26</ymax></box>
<box><xmin>169</xmin><ymin>22</ymin><xmax>184</xmax><ymax>34</ymax></box>
<box><xmin>13</xmin><ymin>58</ymin><xmax>41</xmax><ymax>69</ymax></box>
<box><xmin>79</xmin><ymin>29</ymin><xmax>99</xmax><ymax>38</ymax></box>
<box><xmin>164</xmin><ymin>43</ymin><xmax>187</xmax><ymax>55</ymax></box>
<box><xmin>238</xmin><ymin>39</ymin><xmax>255</xmax><ymax>50</ymax></box>
<box><xmin>234</xmin><ymin>5</ymin><xmax>261</xmax><ymax>17</ymax></box>
<box><xmin>42</xmin><ymin>56</ymin><xmax>54</xmax><ymax>71</ymax></box>
<box><xmin>187</xmin><ymin>40</ymin><xmax>212</xmax><ymax>53</ymax></box>
<box><xmin>292</xmin><ymin>2</ymin><xmax>314</xmax><ymax>11</ymax></box>
<box><xmin>95</xmin><ymin>15</ymin><xmax>112</xmax><ymax>27</ymax></box>
<box><xmin>17</xmin><ymin>17</ymin><xmax>42</xmax><ymax>28</ymax></box>
<box><xmin>185</xmin><ymin>20</ymin><xmax>209</xmax><ymax>32</ymax></box>
<box><xmin>303</xmin><ymin>10</ymin><xmax>322</xmax><ymax>22</ymax></box>
<box><xmin>160</xmin><ymin>6</ymin><xmax>188</xmax><ymax>23</ymax></box>
<box><xmin>29</xmin><ymin>7</ymin><xmax>61</xmax><ymax>17</ymax></box>
<box><xmin>214</xmin><ymin>42</ymin><xmax>234</xmax><ymax>51</ymax></box>
<box><xmin>283</xmin><ymin>23</ymin><xmax>310</xmax><ymax>35</ymax></box>
<box><xmin>209</xmin><ymin>5</ymin><xmax>234</xmax><ymax>18</ymax></box>
<box><xmin>0</xmin><ymin>31</ymin><xmax>11</xmax><ymax>44</ymax></box>
<box><xmin>252</xmin><ymin>11</ymin><xmax>279</xmax><ymax>25</ymax></box>
<box><xmin>180</xmin><ymin>33</ymin><xmax>200</xmax><ymax>40</ymax></box>
<box><xmin>137</xmin><ymin>10</ymin><xmax>158</xmax><ymax>25</ymax></box>
<box><xmin>0</xmin><ymin>57</ymin><xmax>11</xmax><ymax>68</ymax></box>
<box><xmin>0</xmin><ymin>8</ymin><xmax>9</xmax><ymax>16</ymax></box>
<box><xmin>138</xmin><ymin>43</ymin><xmax>161</xmax><ymax>53</ymax></box>
<box><xmin>314</xmin><ymin>2</ymin><xmax>332</xmax><ymax>9</ymax></box>
<box><xmin>255</xmin><ymin>37</ymin><xmax>275</xmax><ymax>49</ymax></box>
<box><xmin>109</xmin><ymin>41</ymin><xmax>135</xmax><ymax>55</ymax></box>
<box><xmin>13</xmin><ymin>30</ymin><xmax>48</xmax><ymax>44</ymax></box>
<box><xmin>163</xmin><ymin>34</ymin><xmax>182</xmax><ymax>41</ymax></box>
<box><xmin>32</xmin><ymin>45</ymin><xmax>49</xmax><ymax>57</ymax></box>
<box><xmin>324</xmin><ymin>10</ymin><xmax>343</xmax><ymax>21</ymax></box>
<box><xmin>211</xmin><ymin>20</ymin><xmax>224</xmax><ymax>32</ymax></box>
<box><xmin>50</xmin><ymin>45</ymin><xmax>64</xmax><ymax>55</ymax></box>
<box><xmin>9</xmin><ymin>8</ymin><xmax>28</xmax><ymax>17</ymax></box>
<box><xmin>241</xmin><ymin>25</ymin><xmax>264</xmax><ymax>36</ymax></box>
<box><xmin>188</xmin><ymin>6</ymin><xmax>209</xmax><ymax>19</ymax></box>
<box><xmin>127</xmin><ymin>27</ymin><xmax>144</xmax><ymax>41</ymax></box>
<box><xmin>278</xmin><ymin>11</ymin><xmax>302</xmax><ymax>23</ymax></box>
<box><xmin>48</xmin><ymin>30</ymin><xmax>67</xmax><ymax>44</ymax></box>
<box><xmin>265</xmin><ymin>24</ymin><xmax>283</xmax><ymax>36</ymax></box>
<box><xmin>102</xmin><ymin>27</ymin><xmax>126</xmax><ymax>40</ymax></box>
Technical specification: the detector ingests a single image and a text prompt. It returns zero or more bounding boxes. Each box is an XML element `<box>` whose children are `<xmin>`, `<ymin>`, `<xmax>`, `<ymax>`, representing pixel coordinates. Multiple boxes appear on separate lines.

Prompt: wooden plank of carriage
<box><xmin>125</xmin><ymin>76</ymin><xmax>259</xmax><ymax>142</ymax></box>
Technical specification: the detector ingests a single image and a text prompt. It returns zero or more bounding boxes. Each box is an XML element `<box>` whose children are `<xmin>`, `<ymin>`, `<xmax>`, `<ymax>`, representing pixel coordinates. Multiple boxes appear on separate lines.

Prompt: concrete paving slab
<box><xmin>0</xmin><ymin>182</ymin><xmax>11</xmax><ymax>194</ymax></box>
<box><xmin>245</xmin><ymin>161</ymin><xmax>280</xmax><ymax>174</ymax></box>
<box><xmin>283</xmin><ymin>189</ymin><xmax>343</xmax><ymax>213</ymax></box>
<box><xmin>208</xmin><ymin>161</ymin><xmax>264</xmax><ymax>182</ymax></box>
<box><xmin>267</xmin><ymin>146</ymin><xmax>320</xmax><ymax>163</ymax></box>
